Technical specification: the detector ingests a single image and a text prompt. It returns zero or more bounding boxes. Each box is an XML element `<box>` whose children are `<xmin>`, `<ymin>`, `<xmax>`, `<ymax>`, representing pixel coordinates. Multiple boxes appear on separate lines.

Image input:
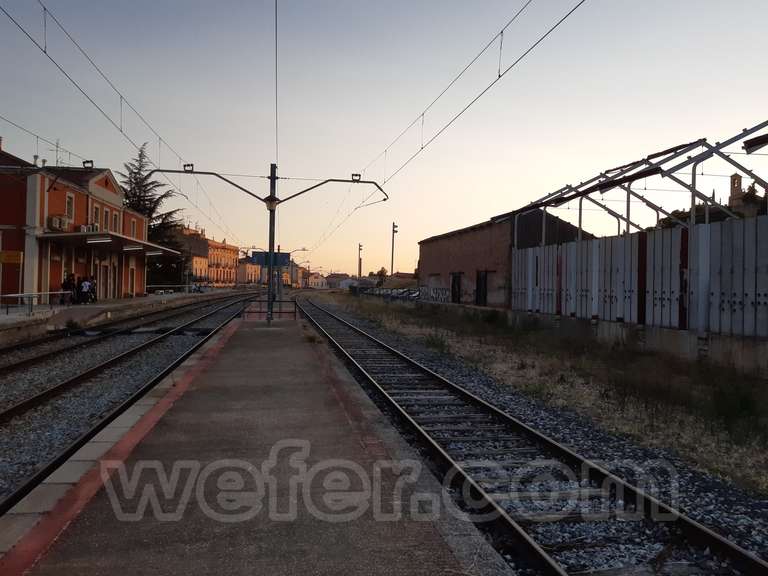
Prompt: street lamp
<box><xmin>147</xmin><ymin>166</ymin><xmax>387</xmax><ymax>323</ymax></box>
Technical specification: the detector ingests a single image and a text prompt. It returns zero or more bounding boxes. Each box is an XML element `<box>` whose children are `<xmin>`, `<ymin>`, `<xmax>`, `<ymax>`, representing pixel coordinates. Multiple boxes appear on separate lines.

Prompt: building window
<box><xmin>93</xmin><ymin>205</ymin><xmax>100</xmax><ymax>227</ymax></box>
<box><xmin>131</xmin><ymin>219</ymin><xmax>137</xmax><ymax>238</ymax></box>
<box><xmin>104</xmin><ymin>208</ymin><xmax>110</xmax><ymax>231</ymax></box>
<box><xmin>113</xmin><ymin>212</ymin><xmax>119</xmax><ymax>233</ymax></box>
<box><xmin>66</xmin><ymin>194</ymin><xmax>75</xmax><ymax>219</ymax></box>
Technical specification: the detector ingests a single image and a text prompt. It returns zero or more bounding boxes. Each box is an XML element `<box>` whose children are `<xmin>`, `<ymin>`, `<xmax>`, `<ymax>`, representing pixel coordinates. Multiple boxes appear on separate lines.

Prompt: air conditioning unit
<box><xmin>48</xmin><ymin>216</ymin><xmax>63</xmax><ymax>231</ymax></box>
<box><xmin>80</xmin><ymin>225</ymin><xmax>89</xmax><ymax>232</ymax></box>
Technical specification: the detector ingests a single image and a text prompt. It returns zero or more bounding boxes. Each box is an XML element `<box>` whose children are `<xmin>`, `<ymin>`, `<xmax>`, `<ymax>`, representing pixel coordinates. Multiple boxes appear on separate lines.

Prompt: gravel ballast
<box><xmin>317</xmin><ymin>301</ymin><xmax>768</xmax><ymax>563</ymax></box>
<box><xmin>0</xmin><ymin>302</ymin><xmax>243</xmax><ymax>501</ymax></box>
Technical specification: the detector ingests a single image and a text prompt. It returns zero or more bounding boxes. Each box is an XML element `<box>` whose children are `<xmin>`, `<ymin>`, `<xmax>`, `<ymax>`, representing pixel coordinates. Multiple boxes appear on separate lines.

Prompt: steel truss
<box><xmin>505</xmin><ymin>119</ymin><xmax>768</xmax><ymax>335</ymax></box>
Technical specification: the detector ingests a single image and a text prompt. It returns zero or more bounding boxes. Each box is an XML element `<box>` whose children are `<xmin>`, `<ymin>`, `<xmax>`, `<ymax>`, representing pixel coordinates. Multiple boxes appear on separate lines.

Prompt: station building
<box><xmin>417</xmin><ymin>209</ymin><xmax>588</xmax><ymax>307</ymax></box>
<box><xmin>0</xmin><ymin>144</ymin><xmax>178</xmax><ymax>301</ymax></box>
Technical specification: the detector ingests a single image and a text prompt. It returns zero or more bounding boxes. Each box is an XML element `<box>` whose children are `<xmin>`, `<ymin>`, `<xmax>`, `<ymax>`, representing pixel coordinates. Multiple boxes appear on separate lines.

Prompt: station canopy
<box><xmin>39</xmin><ymin>231</ymin><xmax>179</xmax><ymax>256</ymax></box>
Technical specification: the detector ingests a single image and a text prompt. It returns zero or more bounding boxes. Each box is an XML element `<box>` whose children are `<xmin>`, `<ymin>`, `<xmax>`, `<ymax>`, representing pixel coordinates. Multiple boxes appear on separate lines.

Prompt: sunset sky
<box><xmin>2</xmin><ymin>0</ymin><xmax>767</xmax><ymax>274</ymax></box>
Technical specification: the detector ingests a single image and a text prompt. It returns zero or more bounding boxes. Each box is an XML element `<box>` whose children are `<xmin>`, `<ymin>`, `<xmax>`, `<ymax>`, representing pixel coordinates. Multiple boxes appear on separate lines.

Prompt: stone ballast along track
<box><xmin>0</xmin><ymin>295</ymin><xmax>255</xmax><ymax>515</ymax></box>
<box><xmin>298</xmin><ymin>299</ymin><xmax>768</xmax><ymax>576</ymax></box>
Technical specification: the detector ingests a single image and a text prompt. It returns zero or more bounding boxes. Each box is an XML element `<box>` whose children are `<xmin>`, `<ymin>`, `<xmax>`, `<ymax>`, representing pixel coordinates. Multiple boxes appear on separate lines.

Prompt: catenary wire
<box><xmin>6</xmin><ymin>1</ymin><xmax>241</xmax><ymax>243</ymax></box>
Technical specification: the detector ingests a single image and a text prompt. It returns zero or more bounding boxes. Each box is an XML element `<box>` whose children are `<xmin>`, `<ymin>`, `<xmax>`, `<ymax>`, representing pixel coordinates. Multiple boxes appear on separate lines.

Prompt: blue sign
<box><xmin>251</xmin><ymin>252</ymin><xmax>290</xmax><ymax>267</ymax></box>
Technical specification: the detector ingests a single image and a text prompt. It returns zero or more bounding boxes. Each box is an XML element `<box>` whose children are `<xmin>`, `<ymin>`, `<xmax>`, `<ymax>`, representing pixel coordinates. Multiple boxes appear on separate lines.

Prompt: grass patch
<box><xmin>423</xmin><ymin>331</ymin><xmax>449</xmax><ymax>353</ymax></box>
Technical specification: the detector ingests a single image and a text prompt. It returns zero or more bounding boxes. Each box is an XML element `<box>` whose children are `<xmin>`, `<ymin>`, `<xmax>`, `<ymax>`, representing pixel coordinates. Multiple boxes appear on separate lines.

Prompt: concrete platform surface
<box><xmin>10</xmin><ymin>317</ymin><xmax>511</xmax><ymax>576</ymax></box>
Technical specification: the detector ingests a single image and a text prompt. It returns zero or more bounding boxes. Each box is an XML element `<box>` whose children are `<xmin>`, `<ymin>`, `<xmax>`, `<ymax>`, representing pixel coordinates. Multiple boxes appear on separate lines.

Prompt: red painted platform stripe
<box><xmin>0</xmin><ymin>320</ymin><xmax>241</xmax><ymax>576</ymax></box>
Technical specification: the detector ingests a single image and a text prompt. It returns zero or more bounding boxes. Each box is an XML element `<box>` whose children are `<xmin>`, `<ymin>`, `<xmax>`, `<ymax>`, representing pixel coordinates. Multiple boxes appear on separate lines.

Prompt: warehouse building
<box><xmin>417</xmin><ymin>208</ymin><xmax>588</xmax><ymax>307</ymax></box>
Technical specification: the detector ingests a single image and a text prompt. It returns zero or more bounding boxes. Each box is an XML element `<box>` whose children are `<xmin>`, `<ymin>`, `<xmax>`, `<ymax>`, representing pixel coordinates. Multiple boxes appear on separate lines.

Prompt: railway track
<box><xmin>0</xmin><ymin>295</ymin><xmax>254</xmax><ymax>516</ymax></box>
<box><xmin>298</xmin><ymin>299</ymin><xmax>768</xmax><ymax>576</ymax></box>
<box><xmin>0</xmin><ymin>292</ymin><xmax>254</xmax><ymax>373</ymax></box>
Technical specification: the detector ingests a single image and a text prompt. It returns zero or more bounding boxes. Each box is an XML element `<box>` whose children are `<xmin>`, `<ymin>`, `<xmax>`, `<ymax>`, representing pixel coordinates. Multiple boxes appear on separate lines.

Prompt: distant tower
<box><xmin>729</xmin><ymin>173</ymin><xmax>744</xmax><ymax>209</ymax></box>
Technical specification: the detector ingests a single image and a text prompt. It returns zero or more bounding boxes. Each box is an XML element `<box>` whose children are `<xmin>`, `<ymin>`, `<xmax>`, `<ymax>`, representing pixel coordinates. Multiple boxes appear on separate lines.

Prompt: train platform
<box><xmin>0</xmin><ymin>315</ymin><xmax>512</xmax><ymax>575</ymax></box>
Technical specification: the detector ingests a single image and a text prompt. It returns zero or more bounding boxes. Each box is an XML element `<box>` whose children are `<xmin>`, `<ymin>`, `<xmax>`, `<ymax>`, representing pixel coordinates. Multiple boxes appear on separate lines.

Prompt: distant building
<box><xmin>174</xmin><ymin>226</ymin><xmax>238</xmax><ymax>287</ymax></box>
<box><xmin>0</xmin><ymin>142</ymin><xmax>176</xmax><ymax>301</ymax></box>
<box><xmin>237</xmin><ymin>257</ymin><xmax>261</xmax><ymax>285</ymax></box>
<box><xmin>288</xmin><ymin>262</ymin><xmax>308</xmax><ymax>288</ymax></box>
<box><xmin>208</xmin><ymin>237</ymin><xmax>238</xmax><ymax>286</ymax></box>
<box><xmin>307</xmin><ymin>272</ymin><xmax>327</xmax><ymax>289</ymax></box>
<box><xmin>325</xmin><ymin>272</ymin><xmax>350</xmax><ymax>289</ymax></box>
<box><xmin>175</xmin><ymin>227</ymin><xmax>209</xmax><ymax>283</ymax></box>
<box><xmin>383</xmin><ymin>272</ymin><xmax>417</xmax><ymax>289</ymax></box>
<box><xmin>418</xmin><ymin>209</ymin><xmax>587</xmax><ymax>306</ymax></box>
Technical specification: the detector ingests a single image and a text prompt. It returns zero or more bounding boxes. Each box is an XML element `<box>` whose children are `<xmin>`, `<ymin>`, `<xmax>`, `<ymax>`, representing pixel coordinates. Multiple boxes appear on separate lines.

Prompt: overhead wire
<box><xmin>307</xmin><ymin>1</ymin><xmax>588</xmax><ymax>258</ymax></box>
<box><xmin>3</xmin><ymin>1</ymin><xmax>241</xmax><ymax>243</ymax></box>
<box><xmin>274</xmin><ymin>0</ymin><xmax>279</xmax><ymax>164</ymax></box>
<box><xmin>360</xmin><ymin>0</ymin><xmax>535</xmax><ymax>175</ymax></box>
<box><xmin>383</xmin><ymin>0</ymin><xmax>587</xmax><ymax>185</ymax></box>
<box><xmin>0</xmin><ymin>113</ymin><xmax>89</xmax><ymax>163</ymax></box>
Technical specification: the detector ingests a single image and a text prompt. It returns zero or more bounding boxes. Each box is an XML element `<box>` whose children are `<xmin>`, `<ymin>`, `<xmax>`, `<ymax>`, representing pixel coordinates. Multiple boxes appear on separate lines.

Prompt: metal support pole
<box><xmin>578</xmin><ymin>198</ymin><xmax>583</xmax><ymax>241</ymax></box>
<box><xmin>626</xmin><ymin>187</ymin><xmax>631</xmax><ymax>236</ymax></box>
<box><xmin>358</xmin><ymin>243</ymin><xmax>362</xmax><ymax>279</ymax></box>
<box><xmin>390</xmin><ymin>222</ymin><xmax>398</xmax><ymax>276</ymax></box>
<box><xmin>689</xmin><ymin>160</ymin><xmax>702</xmax><ymax>331</ymax></box>
<box><xmin>266</xmin><ymin>163</ymin><xmax>277</xmax><ymax>324</ymax></box>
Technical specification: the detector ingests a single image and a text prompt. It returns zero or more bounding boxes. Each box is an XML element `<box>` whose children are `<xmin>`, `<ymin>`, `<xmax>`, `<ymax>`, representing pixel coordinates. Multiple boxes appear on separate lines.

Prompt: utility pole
<box><xmin>390</xmin><ymin>222</ymin><xmax>398</xmax><ymax>276</ymax></box>
<box><xmin>358</xmin><ymin>243</ymin><xmax>363</xmax><ymax>279</ymax></box>
<box><xmin>146</xmin><ymin>166</ymin><xmax>386</xmax><ymax>324</ymax></box>
<box><xmin>266</xmin><ymin>163</ymin><xmax>278</xmax><ymax>321</ymax></box>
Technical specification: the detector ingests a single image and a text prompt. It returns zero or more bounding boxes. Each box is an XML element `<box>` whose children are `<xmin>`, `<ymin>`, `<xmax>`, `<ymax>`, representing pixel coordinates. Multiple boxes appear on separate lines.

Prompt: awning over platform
<box><xmin>38</xmin><ymin>231</ymin><xmax>179</xmax><ymax>256</ymax></box>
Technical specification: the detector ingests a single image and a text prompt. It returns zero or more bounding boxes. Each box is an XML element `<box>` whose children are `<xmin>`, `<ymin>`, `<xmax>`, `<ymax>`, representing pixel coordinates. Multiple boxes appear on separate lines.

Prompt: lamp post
<box><xmin>358</xmin><ymin>243</ymin><xmax>363</xmax><ymax>279</ymax></box>
<box><xmin>147</xmin><ymin>165</ymin><xmax>387</xmax><ymax>323</ymax></box>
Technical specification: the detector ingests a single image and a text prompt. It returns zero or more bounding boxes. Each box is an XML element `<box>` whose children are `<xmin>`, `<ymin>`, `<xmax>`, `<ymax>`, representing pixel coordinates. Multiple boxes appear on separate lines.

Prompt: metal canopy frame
<box><xmin>506</xmin><ymin>119</ymin><xmax>768</xmax><ymax>336</ymax></box>
<box><xmin>512</xmin><ymin>119</ymin><xmax>768</xmax><ymax>235</ymax></box>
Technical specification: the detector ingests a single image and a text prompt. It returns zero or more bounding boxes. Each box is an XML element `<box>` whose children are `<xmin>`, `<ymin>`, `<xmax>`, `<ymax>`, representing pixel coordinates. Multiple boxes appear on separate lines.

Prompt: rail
<box><xmin>298</xmin><ymin>299</ymin><xmax>768</xmax><ymax>575</ymax></box>
<box><xmin>0</xmin><ymin>297</ymin><xmax>251</xmax><ymax>517</ymax></box>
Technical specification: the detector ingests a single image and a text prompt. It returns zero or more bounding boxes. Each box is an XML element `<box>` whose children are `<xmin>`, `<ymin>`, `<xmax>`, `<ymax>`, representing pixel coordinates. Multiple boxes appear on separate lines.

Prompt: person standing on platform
<box><xmin>80</xmin><ymin>277</ymin><xmax>90</xmax><ymax>304</ymax></box>
<box><xmin>89</xmin><ymin>276</ymin><xmax>97</xmax><ymax>303</ymax></box>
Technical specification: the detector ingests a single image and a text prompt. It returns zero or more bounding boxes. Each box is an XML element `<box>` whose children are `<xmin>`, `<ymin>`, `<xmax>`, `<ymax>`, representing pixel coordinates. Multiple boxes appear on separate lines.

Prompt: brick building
<box><xmin>417</xmin><ymin>209</ymin><xmax>587</xmax><ymax>306</ymax></box>
<box><xmin>0</xmin><ymin>144</ymin><xmax>176</xmax><ymax>301</ymax></box>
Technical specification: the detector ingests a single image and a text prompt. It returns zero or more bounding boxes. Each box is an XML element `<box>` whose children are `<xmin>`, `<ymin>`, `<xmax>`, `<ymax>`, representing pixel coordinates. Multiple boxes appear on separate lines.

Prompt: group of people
<box><xmin>61</xmin><ymin>274</ymin><xmax>98</xmax><ymax>305</ymax></box>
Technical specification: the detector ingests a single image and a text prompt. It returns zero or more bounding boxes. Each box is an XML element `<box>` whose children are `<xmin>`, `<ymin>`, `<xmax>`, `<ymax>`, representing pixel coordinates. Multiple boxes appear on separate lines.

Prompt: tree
<box><xmin>375</xmin><ymin>266</ymin><xmax>387</xmax><ymax>287</ymax></box>
<box><xmin>118</xmin><ymin>143</ymin><xmax>183</xmax><ymax>285</ymax></box>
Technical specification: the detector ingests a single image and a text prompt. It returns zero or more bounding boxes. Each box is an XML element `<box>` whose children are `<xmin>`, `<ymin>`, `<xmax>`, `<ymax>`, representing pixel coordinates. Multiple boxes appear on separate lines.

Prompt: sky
<box><xmin>1</xmin><ymin>0</ymin><xmax>767</xmax><ymax>275</ymax></box>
